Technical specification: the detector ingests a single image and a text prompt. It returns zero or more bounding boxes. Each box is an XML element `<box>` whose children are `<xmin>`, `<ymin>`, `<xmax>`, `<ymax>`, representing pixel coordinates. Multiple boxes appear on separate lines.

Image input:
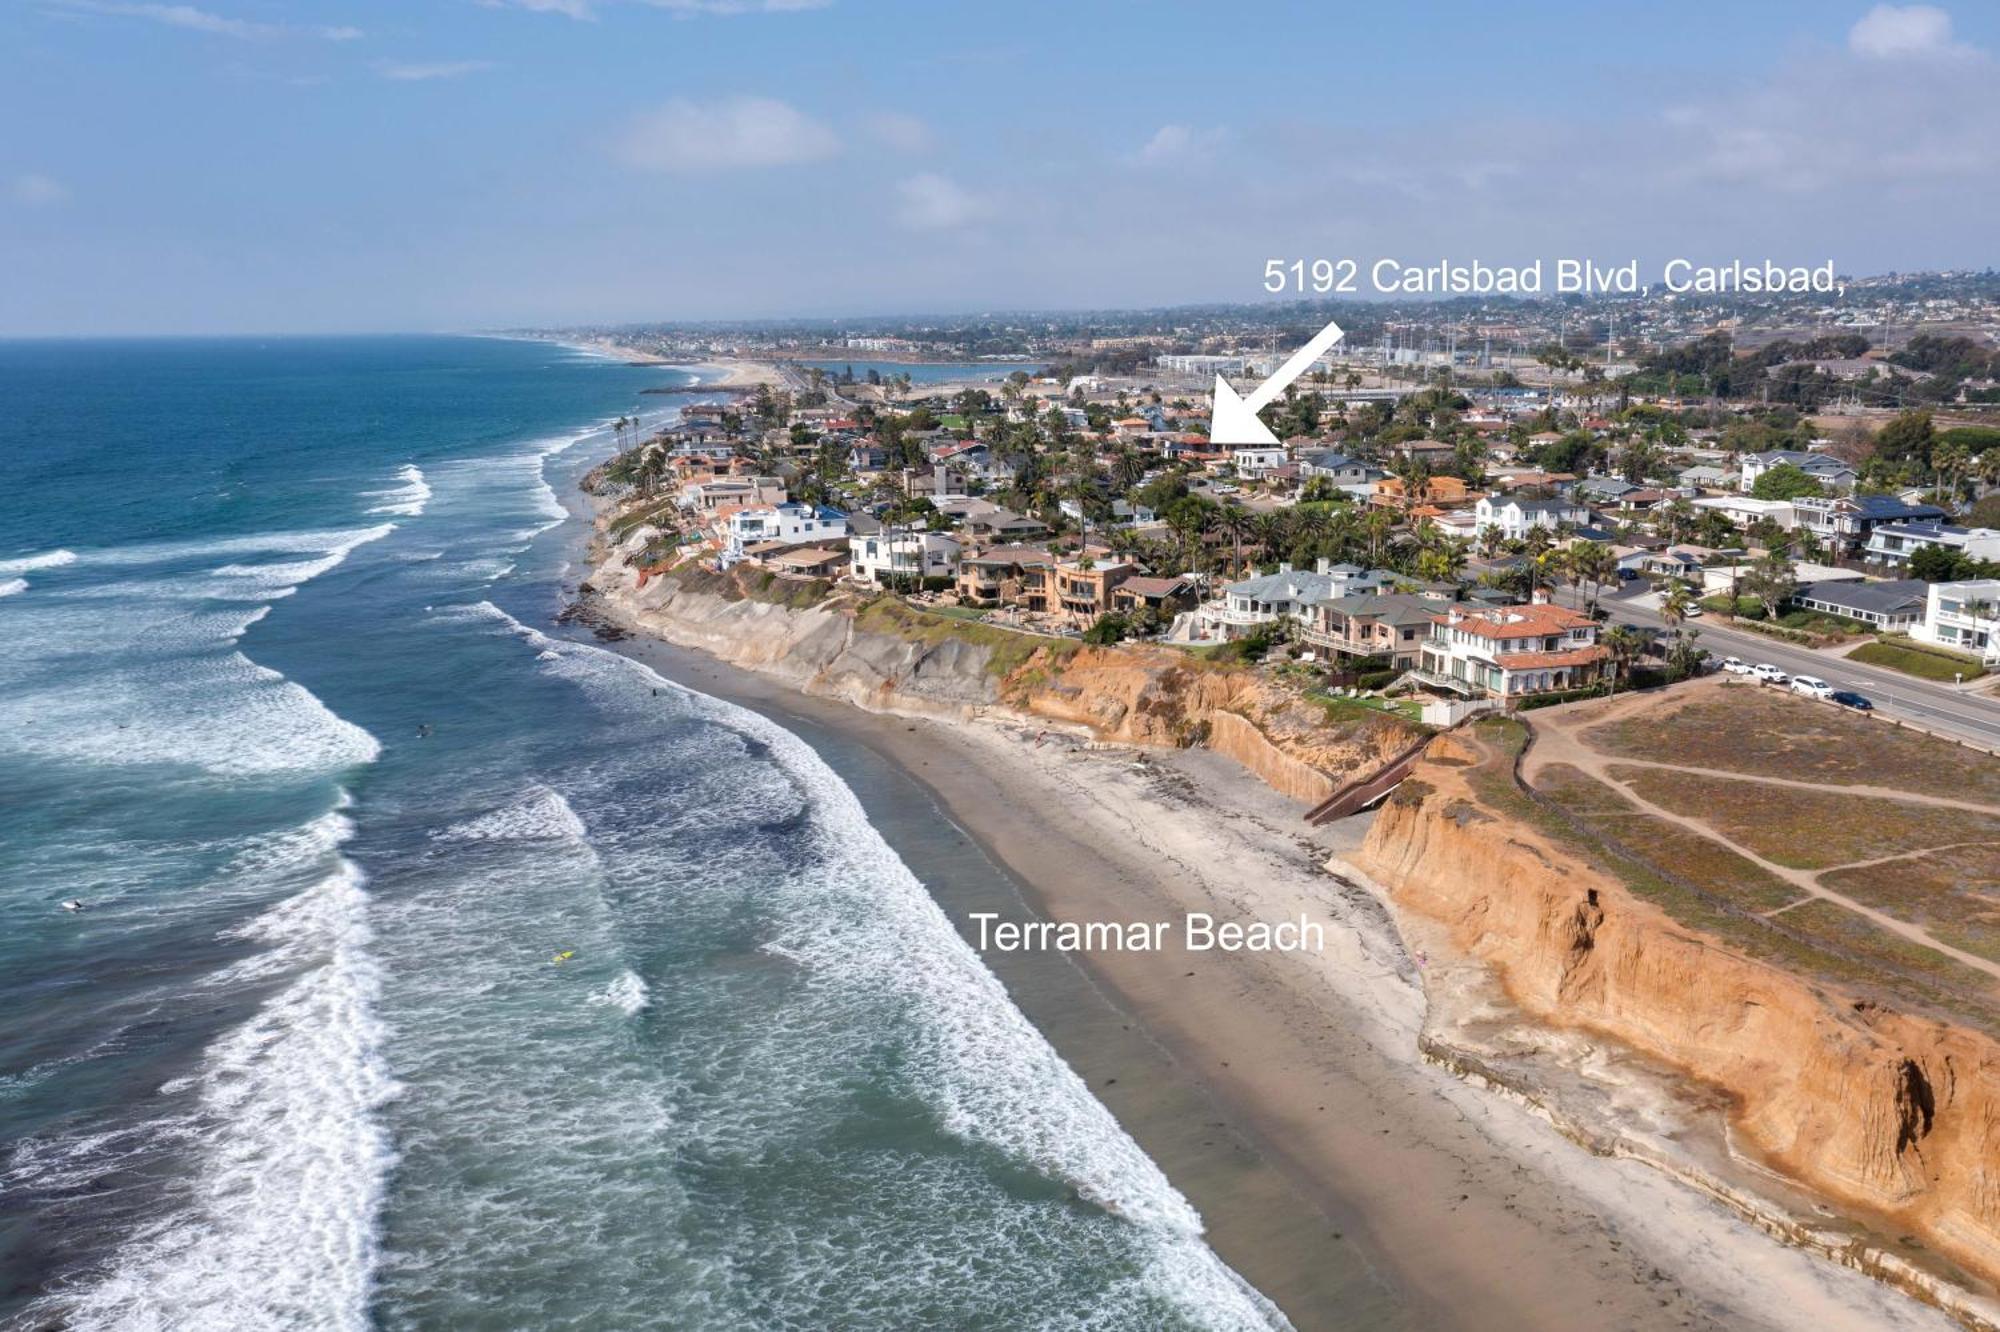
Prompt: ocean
<box><xmin>0</xmin><ymin>336</ymin><xmax>1283</xmax><ymax>1329</ymax></box>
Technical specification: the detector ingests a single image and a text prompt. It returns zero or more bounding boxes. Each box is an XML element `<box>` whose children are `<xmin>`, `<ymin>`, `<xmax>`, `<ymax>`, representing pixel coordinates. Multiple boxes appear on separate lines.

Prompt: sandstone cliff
<box><xmin>593</xmin><ymin>559</ymin><xmax>1408</xmax><ymax>804</ymax></box>
<box><xmin>1356</xmin><ymin>730</ymin><xmax>2000</xmax><ymax>1316</ymax></box>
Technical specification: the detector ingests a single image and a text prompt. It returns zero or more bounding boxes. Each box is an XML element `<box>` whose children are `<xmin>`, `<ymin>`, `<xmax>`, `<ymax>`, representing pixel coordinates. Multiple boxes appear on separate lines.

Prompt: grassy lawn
<box><xmin>1849</xmin><ymin>636</ymin><xmax>1987</xmax><ymax>683</ymax></box>
<box><xmin>1609</xmin><ymin>765</ymin><xmax>2000</xmax><ymax>870</ymax></box>
<box><xmin>1821</xmin><ymin>843</ymin><xmax>2000</xmax><ymax>966</ymax></box>
<box><xmin>919</xmin><ymin>603</ymin><xmax>989</xmax><ymax>622</ymax></box>
<box><xmin>1579</xmin><ymin>684</ymin><xmax>2000</xmax><ymax>804</ymax></box>
<box><xmin>1311</xmin><ymin>690</ymin><xmax>1424</xmax><ymax>725</ymax></box>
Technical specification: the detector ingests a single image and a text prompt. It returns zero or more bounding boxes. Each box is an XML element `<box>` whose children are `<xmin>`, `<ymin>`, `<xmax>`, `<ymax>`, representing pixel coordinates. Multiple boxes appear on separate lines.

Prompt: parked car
<box><xmin>1719</xmin><ymin>656</ymin><xmax>1751</xmax><ymax>674</ymax></box>
<box><xmin>1681</xmin><ymin>603</ymin><xmax>1703</xmax><ymax>618</ymax></box>
<box><xmin>1749</xmin><ymin>663</ymin><xmax>1789</xmax><ymax>684</ymax></box>
<box><xmin>1790</xmin><ymin>676</ymin><xmax>1834</xmax><ymax>699</ymax></box>
<box><xmin>1830</xmin><ymin>690</ymin><xmax>1874</xmax><ymax>711</ymax></box>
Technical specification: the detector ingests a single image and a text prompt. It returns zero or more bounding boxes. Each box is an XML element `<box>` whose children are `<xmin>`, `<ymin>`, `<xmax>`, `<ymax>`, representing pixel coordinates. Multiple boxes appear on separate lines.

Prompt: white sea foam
<box><xmin>52</xmin><ymin>855</ymin><xmax>398</xmax><ymax>1332</ymax></box>
<box><xmin>588</xmin><ymin>969</ymin><xmax>653</xmax><ymax>1016</ymax></box>
<box><xmin>434</xmin><ymin>785</ymin><xmax>588</xmax><ymax>844</ymax></box>
<box><xmin>473</xmin><ymin>600</ymin><xmax>1286</xmax><ymax>1329</ymax></box>
<box><xmin>39</xmin><ymin>784</ymin><xmax>395</xmax><ymax>1330</ymax></box>
<box><xmin>0</xmin><ymin>547</ymin><xmax>76</xmax><ymax>574</ymax></box>
<box><xmin>0</xmin><ymin>577</ymin><xmax>26</xmax><ymax>598</ymax></box>
<box><xmin>365</xmin><ymin>464</ymin><xmax>433</xmax><ymax>517</ymax></box>
<box><xmin>0</xmin><ymin>525</ymin><xmax>389</xmax><ymax>777</ymax></box>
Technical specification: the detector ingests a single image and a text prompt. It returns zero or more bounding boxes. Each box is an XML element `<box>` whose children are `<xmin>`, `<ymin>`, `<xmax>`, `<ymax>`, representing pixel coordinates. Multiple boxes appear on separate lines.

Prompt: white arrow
<box><xmin>1209</xmin><ymin>318</ymin><xmax>1346</xmax><ymax>447</ymax></box>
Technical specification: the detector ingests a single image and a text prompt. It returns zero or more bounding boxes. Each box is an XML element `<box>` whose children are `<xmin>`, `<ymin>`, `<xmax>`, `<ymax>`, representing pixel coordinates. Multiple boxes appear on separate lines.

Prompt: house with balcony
<box><xmin>847</xmin><ymin>517</ymin><xmax>962</xmax><ymax>587</ymax></box>
<box><xmin>1792</xmin><ymin>495</ymin><xmax>1948</xmax><ymax>558</ymax></box>
<box><xmin>1042</xmin><ymin>559</ymin><xmax>1138</xmax><ymax>622</ymax></box>
<box><xmin>954</xmin><ymin>545</ymin><xmax>1055</xmax><ymax>608</ymax></box>
<box><xmin>1912</xmin><ymin>578</ymin><xmax>2000</xmax><ymax>666</ymax></box>
<box><xmin>1864</xmin><ymin>521</ymin><xmax>2000</xmax><ymax>571</ymax></box>
<box><xmin>1111</xmin><ymin>575</ymin><xmax>1198</xmax><ymax>618</ymax></box>
<box><xmin>1192</xmin><ymin>566</ymin><xmax>1340</xmax><ymax>641</ymax></box>
<box><xmin>722</xmin><ymin>502</ymin><xmax>848</xmax><ymax>559</ymax></box>
<box><xmin>1416</xmin><ymin>600</ymin><xmax>1610</xmax><ymax>699</ymax></box>
<box><xmin>1299</xmin><ymin>593</ymin><xmax>1439</xmax><ymax>669</ymax></box>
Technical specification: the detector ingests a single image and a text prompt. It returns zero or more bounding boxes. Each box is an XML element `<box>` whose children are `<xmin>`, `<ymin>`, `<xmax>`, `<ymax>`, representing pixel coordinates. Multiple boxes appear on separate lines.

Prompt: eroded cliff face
<box><xmin>594</xmin><ymin>560</ymin><xmax>1405</xmax><ymax>802</ymax></box>
<box><xmin>1357</xmin><ymin>733</ymin><xmax>2000</xmax><ymax>1300</ymax></box>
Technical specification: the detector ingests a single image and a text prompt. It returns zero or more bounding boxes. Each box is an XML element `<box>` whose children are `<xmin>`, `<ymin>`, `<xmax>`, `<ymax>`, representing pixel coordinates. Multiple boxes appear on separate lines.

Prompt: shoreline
<box><xmin>583</xmin><ymin>621</ymin><xmax>1961</xmax><ymax>1332</ymax></box>
<box><xmin>557</xmin><ymin>526</ymin><xmax>1960</xmax><ymax>1331</ymax></box>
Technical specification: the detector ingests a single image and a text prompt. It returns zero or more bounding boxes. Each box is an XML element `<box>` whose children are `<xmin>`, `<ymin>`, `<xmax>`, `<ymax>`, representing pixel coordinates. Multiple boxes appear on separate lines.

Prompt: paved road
<box><xmin>1602</xmin><ymin>591</ymin><xmax>2000</xmax><ymax>751</ymax></box>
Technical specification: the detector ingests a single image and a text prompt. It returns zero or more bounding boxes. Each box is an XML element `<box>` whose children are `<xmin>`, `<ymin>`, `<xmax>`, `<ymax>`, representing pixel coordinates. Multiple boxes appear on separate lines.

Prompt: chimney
<box><xmin>1278</xmin><ymin>561</ymin><xmax>1294</xmax><ymax>574</ymax></box>
<box><xmin>1531</xmin><ymin>586</ymin><xmax>1551</xmax><ymax>605</ymax></box>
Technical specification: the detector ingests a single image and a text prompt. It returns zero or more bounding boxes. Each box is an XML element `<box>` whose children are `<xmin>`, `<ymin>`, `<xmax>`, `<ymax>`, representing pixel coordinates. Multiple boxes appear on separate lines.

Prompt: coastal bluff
<box><xmin>588</xmin><ymin>560</ymin><xmax>1410</xmax><ymax>805</ymax></box>
<box><xmin>1355</xmin><ymin>724</ymin><xmax>2000</xmax><ymax>1321</ymax></box>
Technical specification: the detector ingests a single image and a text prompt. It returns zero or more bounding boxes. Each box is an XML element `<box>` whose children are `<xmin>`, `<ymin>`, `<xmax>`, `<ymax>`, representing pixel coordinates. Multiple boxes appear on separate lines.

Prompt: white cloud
<box><xmin>641</xmin><ymin>0</ymin><xmax>831</xmax><ymax>12</ymax></box>
<box><xmin>376</xmin><ymin>59</ymin><xmax>498</xmax><ymax>81</ymax></box>
<box><xmin>1848</xmin><ymin>4</ymin><xmax>1976</xmax><ymax>59</ymax></box>
<box><xmin>616</xmin><ymin>96</ymin><xmax>840</xmax><ymax>171</ymax></box>
<box><xmin>12</xmin><ymin>174</ymin><xmax>70</xmax><ymax>207</ymax></box>
<box><xmin>1134</xmin><ymin>123</ymin><xmax>1227</xmax><ymax>166</ymax></box>
<box><xmin>484</xmin><ymin>0</ymin><xmax>829</xmax><ymax>15</ymax></box>
<box><xmin>55</xmin><ymin>2</ymin><xmax>363</xmax><ymax>40</ymax></box>
<box><xmin>894</xmin><ymin>173</ymin><xmax>988</xmax><ymax>230</ymax></box>
<box><xmin>862</xmin><ymin>112</ymin><xmax>936</xmax><ymax>153</ymax></box>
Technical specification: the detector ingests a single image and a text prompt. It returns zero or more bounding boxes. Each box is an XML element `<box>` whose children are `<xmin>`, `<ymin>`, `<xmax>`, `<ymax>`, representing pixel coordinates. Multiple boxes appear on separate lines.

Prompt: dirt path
<box><xmin>1522</xmin><ymin>687</ymin><xmax>2000</xmax><ymax>985</ymax></box>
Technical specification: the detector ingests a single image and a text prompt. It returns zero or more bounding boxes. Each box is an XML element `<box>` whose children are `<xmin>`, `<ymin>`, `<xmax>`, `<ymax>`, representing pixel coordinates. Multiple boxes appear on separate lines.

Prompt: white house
<box><xmin>1416</xmin><ymin>600</ymin><xmax>1610</xmax><ymax>700</ymax></box>
<box><xmin>1473</xmin><ymin>495</ymin><xmax>1590</xmax><ymax>541</ymax></box>
<box><xmin>1865</xmin><ymin>521</ymin><xmax>2000</xmax><ymax>570</ymax></box>
<box><xmin>1231</xmin><ymin>446</ymin><xmax>1290</xmax><ymax>478</ymax></box>
<box><xmin>724</xmin><ymin>502</ymin><xmax>847</xmax><ymax>558</ymax></box>
<box><xmin>1739</xmin><ymin>450</ymin><xmax>1857</xmax><ymax>494</ymax></box>
<box><xmin>1690</xmin><ymin>495</ymin><xmax>1796</xmax><ymax>529</ymax></box>
<box><xmin>847</xmin><ymin>521</ymin><xmax>962</xmax><ymax>587</ymax></box>
<box><xmin>1912</xmin><ymin>578</ymin><xmax>2000</xmax><ymax>666</ymax></box>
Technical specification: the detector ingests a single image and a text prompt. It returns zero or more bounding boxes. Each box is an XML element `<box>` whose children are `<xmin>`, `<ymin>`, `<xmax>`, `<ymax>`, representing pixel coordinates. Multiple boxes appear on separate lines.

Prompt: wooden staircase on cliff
<box><xmin>1302</xmin><ymin>732</ymin><xmax>1438</xmax><ymax>825</ymax></box>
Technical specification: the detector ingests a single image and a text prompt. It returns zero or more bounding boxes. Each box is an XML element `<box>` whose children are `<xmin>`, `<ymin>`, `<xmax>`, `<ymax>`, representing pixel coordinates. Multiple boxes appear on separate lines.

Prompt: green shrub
<box><xmin>1850</xmin><ymin>638</ymin><xmax>1987</xmax><ymax>682</ymax></box>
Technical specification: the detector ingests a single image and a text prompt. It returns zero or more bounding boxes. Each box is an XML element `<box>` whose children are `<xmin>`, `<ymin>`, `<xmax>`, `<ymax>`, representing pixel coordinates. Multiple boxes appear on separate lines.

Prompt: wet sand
<box><xmin>575</xmin><ymin>621</ymin><xmax>1958</xmax><ymax>1332</ymax></box>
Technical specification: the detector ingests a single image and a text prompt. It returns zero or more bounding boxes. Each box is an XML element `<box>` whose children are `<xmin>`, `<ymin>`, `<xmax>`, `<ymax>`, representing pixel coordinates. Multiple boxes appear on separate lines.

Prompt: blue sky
<box><xmin>4</xmin><ymin>1</ymin><xmax>1997</xmax><ymax>334</ymax></box>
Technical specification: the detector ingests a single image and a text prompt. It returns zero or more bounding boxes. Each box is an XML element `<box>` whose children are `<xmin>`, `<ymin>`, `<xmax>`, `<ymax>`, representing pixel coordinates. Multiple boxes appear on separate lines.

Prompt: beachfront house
<box><xmin>1415</xmin><ymin>600</ymin><xmax>1610</xmax><ymax>700</ymax></box>
<box><xmin>723</xmin><ymin>502</ymin><xmax>847</xmax><ymax>558</ymax></box>
<box><xmin>848</xmin><ymin>517</ymin><xmax>962</xmax><ymax>588</ymax></box>
<box><xmin>1912</xmin><ymin>578</ymin><xmax>2000</xmax><ymax>666</ymax></box>
<box><xmin>1192</xmin><ymin>565</ymin><xmax>1341</xmax><ymax>642</ymax></box>
<box><xmin>1299</xmin><ymin>592</ymin><xmax>1439</xmax><ymax>669</ymax></box>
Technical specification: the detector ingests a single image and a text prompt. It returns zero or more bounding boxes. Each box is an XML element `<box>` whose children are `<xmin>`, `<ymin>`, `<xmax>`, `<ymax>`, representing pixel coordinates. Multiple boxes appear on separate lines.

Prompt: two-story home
<box><xmin>1792</xmin><ymin>495</ymin><xmax>1948</xmax><ymax>558</ymax></box>
<box><xmin>1230</xmin><ymin>446</ymin><xmax>1290</xmax><ymax>478</ymax></box>
<box><xmin>1912</xmin><ymin>578</ymin><xmax>2000</xmax><ymax>666</ymax></box>
<box><xmin>1042</xmin><ymin>559</ymin><xmax>1138</xmax><ymax>623</ymax></box>
<box><xmin>1473</xmin><ymin>495</ymin><xmax>1590</xmax><ymax>541</ymax></box>
<box><xmin>682</xmin><ymin>476</ymin><xmax>787</xmax><ymax>515</ymax></box>
<box><xmin>1418</xmin><ymin>600</ymin><xmax>1610</xmax><ymax>699</ymax></box>
<box><xmin>1864</xmin><ymin>521</ymin><xmax>2000</xmax><ymax>570</ymax></box>
<box><xmin>1299</xmin><ymin>593</ymin><xmax>1439</xmax><ymax>669</ymax></box>
<box><xmin>954</xmin><ymin>545</ymin><xmax>1056</xmax><ymax>609</ymax></box>
<box><xmin>1739</xmin><ymin>450</ymin><xmax>1858</xmax><ymax>494</ymax></box>
<box><xmin>847</xmin><ymin>516</ymin><xmax>962</xmax><ymax>587</ymax></box>
<box><xmin>1193</xmin><ymin>566</ymin><xmax>1341</xmax><ymax>641</ymax></box>
<box><xmin>723</xmin><ymin>502</ymin><xmax>847</xmax><ymax>558</ymax></box>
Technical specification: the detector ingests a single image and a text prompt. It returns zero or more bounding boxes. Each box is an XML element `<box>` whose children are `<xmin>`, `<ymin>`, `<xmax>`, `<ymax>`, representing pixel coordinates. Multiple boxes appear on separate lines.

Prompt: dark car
<box><xmin>1830</xmin><ymin>690</ymin><xmax>1873</xmax><ymax>711</ymax></box>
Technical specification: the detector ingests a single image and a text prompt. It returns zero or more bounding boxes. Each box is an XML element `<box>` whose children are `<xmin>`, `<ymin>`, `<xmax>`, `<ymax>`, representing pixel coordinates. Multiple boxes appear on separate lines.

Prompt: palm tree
<box><xmin>1602</xmin><ymin>625</ymin><xmax>1642</xmax><ymax>693</ymax></box>
<box><xmin>1216</xmin><ymin>505</ymin><xmax>1251</xmax><ymax>577</ymax></box>
<box><xmin>1661</xmin><ymin>579</ymin><xmax>1695</xmax><ymax>629</ymax></box>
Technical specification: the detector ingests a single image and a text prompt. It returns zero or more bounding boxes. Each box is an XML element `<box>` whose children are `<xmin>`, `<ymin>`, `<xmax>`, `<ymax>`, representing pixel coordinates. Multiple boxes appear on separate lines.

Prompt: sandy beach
<box><xmin>586</xmin><ymin>612</ymin><xmax>1960</xmax><ymax>1332</ymax></box>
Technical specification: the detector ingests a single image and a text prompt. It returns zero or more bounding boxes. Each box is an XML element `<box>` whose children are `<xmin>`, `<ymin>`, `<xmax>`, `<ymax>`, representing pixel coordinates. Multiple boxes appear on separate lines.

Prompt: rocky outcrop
<box><xmin>592</xmin><ymin>558</ymin><xmax>1407</xmax><ymax>797</ymax></box>
<box><xmin>1356</xmin><ymin>733</ymin><xmax>2000</xmax><ymax>1308</ymax></box>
